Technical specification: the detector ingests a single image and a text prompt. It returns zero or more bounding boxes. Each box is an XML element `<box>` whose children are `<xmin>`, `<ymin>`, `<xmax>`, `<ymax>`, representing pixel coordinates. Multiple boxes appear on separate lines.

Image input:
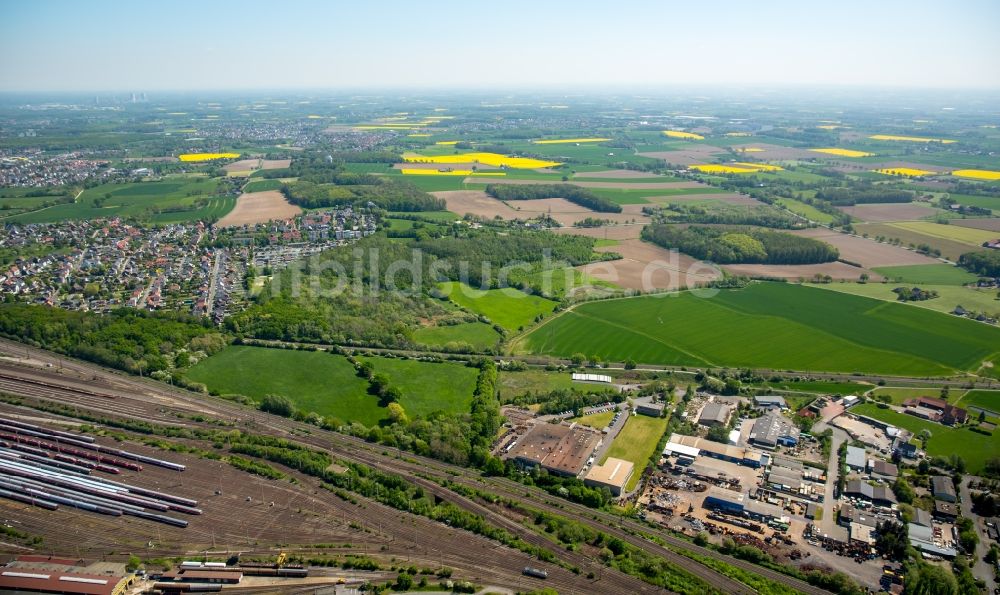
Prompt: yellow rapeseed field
<box><xmin>816</xmin><ymin>125</ymin><xmax>845</xmax><ymax>130</ymax></box>
<box><xmin>533</xmin><ymin>138</ymin><xmax>611</xmax><ymax>144</ymax></box>
<box><xmin>400</xmin><ymin>169</ymin><xmax>506</xmax><ymax>177</ymax></box>
<box><xmin>435</xmin><ymin>141</ymin><xmax>460</xmax><ymax>145</ymax></box>
<box><xmin>664</xmin><ymin>131</ymin><xmax>705</xmax><ymax>140</ymax></box>
<box><xmin>869</xmin><ymin>134</ymin><xmax>956</xmax><ymax>144</ymax></box>
<box><xmin>734</xmin><ymin>162</ymin><xmax>784</xmax><ymax>172</ymax></box>
<box><xmin>403</xmin><ymin>152</ymin><xmax>561</xmax><ymax>169</ymax></box>
<box><xmin>178</xmin><ymin>153</ymin><xmax>240</xmax><ymax>162</ymax></box>
<box><xmin>736</xmin><ymin>147</ymin><xmax>764</xmax><ymax>152</ymax></box>
<box><xmin>689</xmin><ymin>164</ymin><xmax>759</xmax><ymax>174</ymax></box>
<box><xmin>873</xmin><ymin>168</ymin><xmax>935</xmax><ymax>177</ymax></box>
<box><xmin>809</xmin><ymin>148</ymin><xmax>874</xmax><ymax>158</ymax></box>
<box><xmin>951</xmin><ymin>169</ymin><xmax>1000</xmax><ymax>181</ymax></box>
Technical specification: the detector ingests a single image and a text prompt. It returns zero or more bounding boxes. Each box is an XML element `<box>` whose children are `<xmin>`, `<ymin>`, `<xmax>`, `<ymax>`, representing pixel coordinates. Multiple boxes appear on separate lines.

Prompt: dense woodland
<box><xmin>0</xmin><ymin>304</ymin><xmax>226</xmax><ymax>374</ymax></box>
<box><xmin>958</xmin><ymin>250</ymin><xmax>1000</xmax><ymax>277</ymax></box>
<box><xmin>282</xmin><ymin>179</ymin><xmax>444</xmax><ymax>211</ymax></box>
<box><xmin>484</xmin><ymin>183</ymin><xmax>622</xmax><ymax>213</ymax></box>
<box><xmin>815</xmin><ymin>187</ymin><xmax>914</xmax><ymax>206</ymax></box>
<box><xmin>642</xmin><ymin>224</ymin><xmax>839</xmax><ymax>265</ymax></box>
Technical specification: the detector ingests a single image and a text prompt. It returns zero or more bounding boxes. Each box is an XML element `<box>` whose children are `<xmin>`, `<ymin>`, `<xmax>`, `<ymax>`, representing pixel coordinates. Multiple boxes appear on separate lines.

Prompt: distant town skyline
<box><xmin>2</xmin><ymin>0</ymin><xmax>999</xmax><ymax>92</ymax></box>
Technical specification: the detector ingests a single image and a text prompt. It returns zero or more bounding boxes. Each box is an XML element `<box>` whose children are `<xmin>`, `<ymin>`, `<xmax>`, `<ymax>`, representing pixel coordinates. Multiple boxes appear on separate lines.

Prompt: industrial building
<box><xmin>748</xmin><ymin>413</ymin><xmax>800</xmax><ymax>449</ymax></box>
<box><xmin>844</xmin><ymin>479</ymin><xmax>897</xmax><ymax>507</ymax></box>
<box><xmin>908</xmin><ymin>523</ymin><xmax>957</xmax><ymax>558</ymax></box>
<box><xmin>697</xmin><ymin>402</ymin><xmax>732</xmax><ymax>427</ymax></box>
<box><xmin>845</xmin><ymin>446</ymin><xmax>867</xmax><ymax>472</ymax></box>
<box><xmin>635</xmin><ymin>401</ymin><xmax>666</xmax><ymax>417</ymax></box>
<box><xmin>663</xmin><ymin>433</ymin><xmax>768</xmax><ymax>468</ymax></box>
<box><xmin>753</xmin><ymin>395</ymin><xmax>787</xmax><ymax>410</ymax></box>
<box><xmin>584</xmin><ymin>457</ymin><xmax>634</xmax><ymax>496</ymax></box>
<box><xmin>0</xmin><ymin>556</ymin><xmax>130</xmax><ymax>595</ymax></box>
<box><xmin>508</xmin><ymin>423</ymin><xmax>602</xmax><ymax>477</ymax></box>
<box><xmin>870</xmin><ymin>460</ymin><xmax>899</xmax><ymax>482</ymax></box>
<box><xmin>931</xmin><ymin>475</ymin><xmax>957</xmax><ymax>503</ymax></box>
<box><xmin>702</xmin><ymin>487</ymin><xmax>787</xmax><ymax>523</ymax></box>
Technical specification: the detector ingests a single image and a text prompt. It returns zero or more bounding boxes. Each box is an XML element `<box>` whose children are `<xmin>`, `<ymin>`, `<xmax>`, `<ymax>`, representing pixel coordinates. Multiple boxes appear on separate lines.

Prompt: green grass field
<box><xmin>4</xmin><ymin>176</ymin><xmax>234</xmax><ymax>224</ymax></box>
<box><xmin>763</xmin><ymin>380</ymin><xmax>872</xmax><ymax>396</ymax></box>
<box><xmin>411</xmin><ymin>322</ymin><xmax>501</xmax><ymax>350</ymax></box>
<box><xmin>946</xmin><ymin>193</ymin><xmax>1000</xmax><ymax>212</ymax></box>
<box><xmin>357</xmin><ymin>356</ymin><xmax>479</xmax><ymax>419</ymax></box>
<box><xmin>572</xmin><ymin>410</ymin><xmax>615</xmax><ymax>429</ymax></box>
<box><xmin>869</xmin><ymin>386</ymin><xmax>941</xmax><ymax>405</ymax></box>
<box><xmin>184</xmin><ymin>345</ymin><xmax>380</xmax><ymax>425</ymax></box>
<box><xmin>851</xmin><ymin>403</ymin><xmax>999</xmax><ymax>474</ymax></box>
<box><xmin>775</xmin><ymin>198</ymin><xmax>837</xmax><ymax>225</ymax></box>
<box><xmin>601</xmin><ymin>414</ymin><xmax>669</xmax><ymax>491</ymax></box>
<box><xmin>497</xmin><ymin>369</ymin><xmax>612</xmax><ymax>401</ymax></box>
<box><xmin>243</xmin><ymin>179</ymin><xmax>284</xmax><ymax>193</ymax></box>
<box><xmin>518</xmin><ymin>283</ymin><xmax>1000</xmax><ymax>375</ymax></box>
<box><xmin>871</xmin><ymin>264</ymin><xmax>979</xmax><ymax>286</ymax></box>
<box><xmin>813</xmin><ymin>282</ymin><xmax>1000</xmax><ymax>318</ymax></box>
<box><xmin>440</xmin><ymin>281</ymin><xmax>557</xmax><ymax>331</ymax></box>
<box><xmin>955</xmin><ymin>390</ymin><xmax>1000</xmax><ymax>413</ymax></box>
<box><xmin>186</xmin><ymin>346</ymin><xmax>479</xmax><ymax>425</ymax></box>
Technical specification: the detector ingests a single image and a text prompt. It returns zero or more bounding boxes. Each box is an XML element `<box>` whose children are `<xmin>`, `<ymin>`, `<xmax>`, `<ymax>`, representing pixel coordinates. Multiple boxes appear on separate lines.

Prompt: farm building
<box><xmin>748</xmin><ymin>413</ymin><xmax>799</xmax><ymax>449</ymax></box>
<box><xmin>0</xmin><ymin>556</ymin><xmax>131</xmax><ymax>595</ymax></box>
<box><xmin>584</xmin><ymin>457</ymin><xmax>634</xmax><ymax>496</ymax></box>
<box><xmin>931</xmin><ymin>475</ymin><xmax>957</xmax><ymax>503</ymax></box>
<box><xmin>844</xmin><ymin>479</ymin><xmax>897</xmax><ymax>507</ymax></box>
<box><xmin>698</xmin><ymin>402</ymin><xmax>732</xmax><ymax>427</ymax></box>
<box><xmin>663</xmin><ymin>434</ymin><xmax>768</xmax><ymax>468</ymax></box>
<box><xmin>902</xmin><ymin>397</ymin><xmax>968</xmax><ymax>426</ymax></box>
<box><xmin>845</xmin><ymin>446</ymin><xmax>867</xmax><ymax>472</ymax></box>
<box><xmin>508</xmin><ymin>423</ymin><xmax>602</xmax><ymax>477</ymax></box>
<box><xmin>753</xmin><ymin>395</ymin><xmax>787</xmax><ymax>410</ymax></box>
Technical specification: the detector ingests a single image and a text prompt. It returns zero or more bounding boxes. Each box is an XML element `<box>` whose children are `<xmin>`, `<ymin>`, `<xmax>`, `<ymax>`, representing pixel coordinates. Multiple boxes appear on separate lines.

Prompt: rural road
<box><xmin>959</xmin><ymin>475</ymin><xmax>996</xmax><ymax>592</ymax></box>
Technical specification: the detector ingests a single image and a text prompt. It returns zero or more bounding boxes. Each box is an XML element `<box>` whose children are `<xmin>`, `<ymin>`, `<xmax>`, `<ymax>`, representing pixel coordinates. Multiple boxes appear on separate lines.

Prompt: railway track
<box><xmin>0</xmin><ymin>349</ymin><xmax>832</xmax><ymax>594</ymax></box>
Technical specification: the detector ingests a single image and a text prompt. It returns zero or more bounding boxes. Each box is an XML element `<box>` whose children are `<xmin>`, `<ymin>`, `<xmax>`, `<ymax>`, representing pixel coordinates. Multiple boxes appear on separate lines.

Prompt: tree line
<box><xmin>641</xmin><ymin>224</ymin><xmax>839</xmax><ymax>264</ymax></box>
<box><xmin>485</xmin><ymin>184</ymin><xmax>622</xmax><ymax>213</ymax></box>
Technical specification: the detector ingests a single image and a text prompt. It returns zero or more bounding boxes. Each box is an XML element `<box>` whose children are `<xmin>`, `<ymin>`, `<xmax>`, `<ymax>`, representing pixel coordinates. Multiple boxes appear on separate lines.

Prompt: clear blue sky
<box><xmin>2</xmin><ymin>0</ymin><xmax>998</xmax><ymax>91</ymax></box>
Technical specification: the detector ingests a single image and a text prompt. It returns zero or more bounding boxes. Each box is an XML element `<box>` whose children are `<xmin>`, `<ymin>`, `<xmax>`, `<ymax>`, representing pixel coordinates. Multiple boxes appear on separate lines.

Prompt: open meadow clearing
<box><xmin>439</xmin><ymin>281</ymin><xmax>557</xmax><ymax>331</ymax></box>
<box><xmin>790</xmin><ymin>228</ymin><xmax>939</xmax><ymax>267</ymax></box>
<box><xmin>601</xmin><ymin>414</ymin><xmax>669</xmax><ymax>491</ymax></box>
<box><xmin>498</xmin><ymin>369</ymin><xmax>613</xmax><ymax>400</ymax></box>
<box><xmin>578</xmin><ymin>238</ymin><xmax>721</xmax><ymax>291</ymax></box>
<box><xmin>572</xmin><ymin>410</ymin><xmax>615</xmax><ymax>429</ymax></box>
<box><xmin>850</xmin><ymin>403</ymin><xmax>997</xmax><ymax>474</ymax></box>
<box><xmin>184</xmin><ymin>345</ymin><xmax>381</xmax><ymax>424</ymax></box>
<box><xmin>726</xmin><ymin>144</ymin><xmax>820</xmax><ymax>160</ymax></box>
<box><xmin>356</xmin><ymin>355</ymin><xmax>479</xmax><ymax>419</ymax></box>
<box><xmin>775</xmin><ymin>197</ymin><xmax>838</xmax><ymax>224</ymax></box>
<box><xmin>412</xmin><ymin>321</ymin><xmax>501</xmax><ymax>350</ymax></box>
<box><xmin>216</xmin><ymin>190</ymin><xmax>301</xmax><ymax>226</ymax></box>
<box><xmin>572</xmin><ymin>169</ymin><xmax>667</xmax><ymax>179</ymax></box>
<box><xmin>517</xmin><ymin>282</ymin><xmax>1000</xmax><ymax>375</ymax></box>
<box><xmin>430</xmin><ymin>189</ymin><xmax>644</xmax><ymax>225</ymax></box>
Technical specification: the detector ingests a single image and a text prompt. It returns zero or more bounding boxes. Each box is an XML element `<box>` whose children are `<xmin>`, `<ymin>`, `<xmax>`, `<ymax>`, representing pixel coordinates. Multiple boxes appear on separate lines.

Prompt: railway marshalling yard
<box><xmin>0</xmin><ymin>339</ymin><xmax>839</xmax><ymax>595</ymax></box>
